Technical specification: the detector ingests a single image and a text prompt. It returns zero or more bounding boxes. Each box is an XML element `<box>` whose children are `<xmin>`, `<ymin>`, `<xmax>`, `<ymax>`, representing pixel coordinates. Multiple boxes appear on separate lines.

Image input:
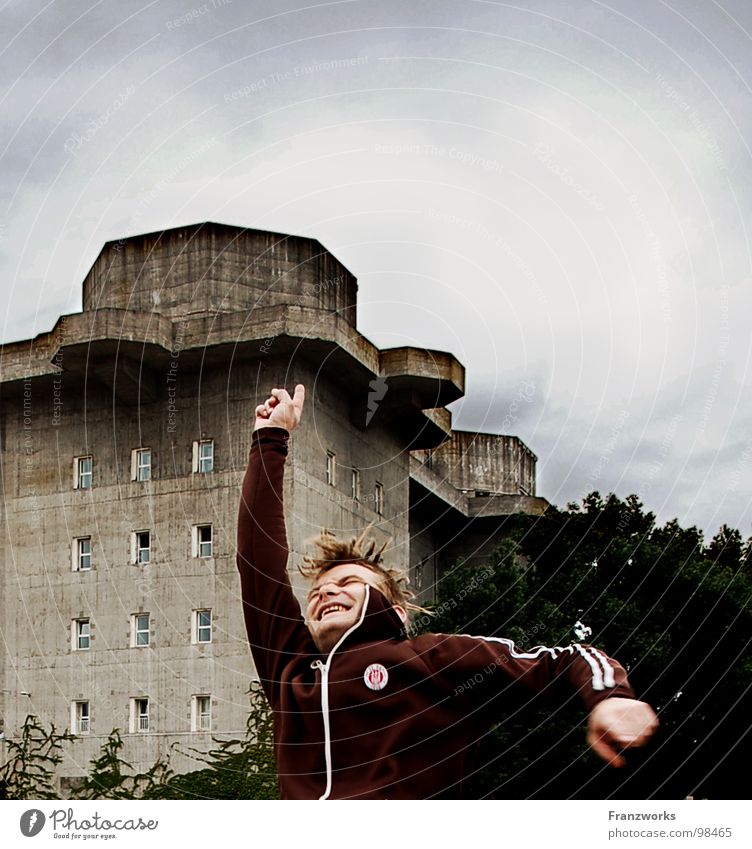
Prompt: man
<box><xmin>237</xmin><ymin>384</ymin><xmax>658</xmax><ymax>799</ymax></box>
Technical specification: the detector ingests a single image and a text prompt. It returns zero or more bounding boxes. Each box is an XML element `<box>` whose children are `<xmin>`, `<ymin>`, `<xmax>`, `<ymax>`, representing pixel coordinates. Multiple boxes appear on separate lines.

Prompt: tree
<box><xmin>144</xmin><ymin>683</ymin><xmax>278</xmax><ymax>800</ymax></box>
<box><xmin>706</xmin><ymin>525</ymin><xmax>744</xmax><ymax>570</ymax></box>
<box><xmin>0</xmin><ymin>715</ymin><xmax>75</xmax><ymax>800</ymax></box>
<box><xmin>429</xmin><ymin>494</ymin><xmax>752</xmax><ymax>799</ymax></box>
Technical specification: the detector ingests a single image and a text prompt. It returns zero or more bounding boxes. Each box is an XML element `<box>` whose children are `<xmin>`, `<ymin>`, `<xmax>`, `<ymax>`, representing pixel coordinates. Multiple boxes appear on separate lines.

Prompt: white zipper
<box><xmin>313</xmin><ymin>584</ymin><xmax>370</xmax><ymax>801</ymax></box>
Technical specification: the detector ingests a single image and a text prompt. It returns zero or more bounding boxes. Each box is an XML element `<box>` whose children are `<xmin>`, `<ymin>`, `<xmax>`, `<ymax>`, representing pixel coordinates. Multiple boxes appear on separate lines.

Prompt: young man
<box><xmin>237</xmin><ymin>384</ymin><xmax>658</xmax><ymax>799</ymax></box>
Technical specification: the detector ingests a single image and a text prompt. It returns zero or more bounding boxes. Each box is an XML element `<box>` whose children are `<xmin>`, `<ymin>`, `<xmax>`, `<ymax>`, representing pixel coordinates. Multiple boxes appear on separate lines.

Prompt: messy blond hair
<box><xmin>300</xmin><ymin>525</ymin><xmax>428</xmax><ymax>616</ymax></box>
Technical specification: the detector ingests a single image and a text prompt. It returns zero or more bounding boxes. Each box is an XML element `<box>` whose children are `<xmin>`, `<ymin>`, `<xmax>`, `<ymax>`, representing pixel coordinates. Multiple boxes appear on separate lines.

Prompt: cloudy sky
<box><xmin>2</xmin><ymin>0</ymin><xmax>750</xmax><ymax>539</ymax></box>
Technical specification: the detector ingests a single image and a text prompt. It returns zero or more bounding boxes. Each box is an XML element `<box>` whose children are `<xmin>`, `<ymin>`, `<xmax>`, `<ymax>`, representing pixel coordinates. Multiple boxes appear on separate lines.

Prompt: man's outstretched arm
<box><xmin>421</xmin><ymin>632</ymin><xmax>658</xmax><ymax>767</ymax></box>
<box><xmin>237</xmin><ymin>385</ymin><xmax>316</xmax><ymax>704</ymax></box>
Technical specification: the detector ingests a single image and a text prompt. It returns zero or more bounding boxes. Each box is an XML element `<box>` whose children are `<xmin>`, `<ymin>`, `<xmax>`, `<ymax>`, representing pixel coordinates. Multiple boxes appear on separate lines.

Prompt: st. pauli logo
<box><xmin>19</xmin><ymin>809</ymin><xmax>46</xmax><ymax>837</ymax></box>
<box><xmin>363</xmin><ymin>663</ymin><xmax>389</xmax><ymax>691</ymax></box>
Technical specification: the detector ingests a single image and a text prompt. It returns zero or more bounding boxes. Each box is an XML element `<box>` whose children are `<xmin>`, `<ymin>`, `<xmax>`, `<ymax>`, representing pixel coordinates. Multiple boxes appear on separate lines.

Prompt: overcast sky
<box><xmin>2</xmin><ymin>0</ymin><xmax>751</xmax><ymax>540</ymax></box>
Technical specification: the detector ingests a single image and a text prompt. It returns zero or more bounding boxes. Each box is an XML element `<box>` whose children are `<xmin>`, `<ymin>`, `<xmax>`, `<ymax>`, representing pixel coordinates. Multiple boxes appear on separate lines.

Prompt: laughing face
<box><xmin>305</xmin><ymin>563</ymin><xmax>406</xmax><ymax>654</ymax></box>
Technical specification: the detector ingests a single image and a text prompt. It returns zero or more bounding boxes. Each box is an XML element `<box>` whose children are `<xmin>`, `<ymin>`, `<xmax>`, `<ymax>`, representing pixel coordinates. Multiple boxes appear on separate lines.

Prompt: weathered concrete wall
<box><xmin>416</xmin><ymin>430</ymin><xmax>537</xmax><ymax>496</ymax></box>
<box><xmin>82</xmin><ymin>223</ymin><xmax>358</xmax><ymax>328</ymax></box>
<box><xmin>0</xmin><ymin>348</ymin><xmax>413</xmax><ymax>780</ymax></box>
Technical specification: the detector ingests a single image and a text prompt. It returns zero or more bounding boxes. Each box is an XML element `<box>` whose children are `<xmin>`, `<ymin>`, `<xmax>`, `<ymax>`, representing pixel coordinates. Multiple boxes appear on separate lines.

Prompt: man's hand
<box><xmin>587</xmin><ymin>698</ymin><xmax>659</xmax><ymax>767</ymax></box>
<box><xmin>254</xmin><ymin>385</ymin><xmax>305</xmax><ymax>433</ymax></box>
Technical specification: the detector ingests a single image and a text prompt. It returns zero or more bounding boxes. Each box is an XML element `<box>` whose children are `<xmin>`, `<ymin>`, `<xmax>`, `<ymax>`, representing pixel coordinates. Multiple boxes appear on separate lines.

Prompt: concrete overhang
<box><xmin>409</xmin><ymin>455</ymin><xmax>550</xmax><ymax>518</ymax></box>
<box><xmin>379</xmin><ymin>347</ymin><xmax>464</xmax><ymax>408</ymax></box>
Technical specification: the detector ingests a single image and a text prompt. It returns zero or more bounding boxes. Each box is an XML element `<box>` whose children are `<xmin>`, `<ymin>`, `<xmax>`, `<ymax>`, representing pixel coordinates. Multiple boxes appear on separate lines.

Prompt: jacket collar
<box><xmin>315</xmin><ymin>584</ymin><xmax>407</xmax><ymax>660</ymax></box>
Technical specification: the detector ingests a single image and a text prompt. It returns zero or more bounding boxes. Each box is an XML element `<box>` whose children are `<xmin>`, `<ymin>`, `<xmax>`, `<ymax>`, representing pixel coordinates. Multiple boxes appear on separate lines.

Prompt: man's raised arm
<box><xmin>236</xmin><ymin>385</ymin><xmax>315</xmax><ymax>704</ymax></box>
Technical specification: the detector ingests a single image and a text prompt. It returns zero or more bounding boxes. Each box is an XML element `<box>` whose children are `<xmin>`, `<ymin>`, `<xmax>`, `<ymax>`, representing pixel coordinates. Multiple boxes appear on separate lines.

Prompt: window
<box><xmin>375</xmin><ymin>481</ymin><xmax>384</xmax><ymax>516</ymax></box>
<box><xmin>192</xmin><ymin>695</ymin><xmax>211</xmax><ymax>732</ymax></box>
<box><xmin>132</xmin><ymin>613</ymin><xmax>150</xmax><ymax>647</ymax></box>
<box><xmin>326</xmin><ymin>451</ymin><xmax>336</xmax><ymax>486</ymax></box>
<box><xmin>194</xmin><ymin>609</ymin><xmax>212</xmax><ymax>644</ymax></box>
<box><xmin>351</xmin><ymin>468</ymin><xmax>360</xmax><ymax>501</ymax></box>
<box><xmin>193</xmin><ymin>524</ymin><xmax>213</xmax><ymax>558</ymax></box>
<box><xmin>193</xmin><ymin>439</ymin><xmax>214</xmax><ymax>473</ymax></box>
<box><xmin>73</xmin><ymin>537</ymin><xmax>92</xmax><ymax>571</ymax></box>
<box><xmin>74</xmin><ymin>456</ymin><xmax>92</xmax><ymax>489</ymax></box>
<box><xmin>72</xmin><ymin>701</ymin><xmax>90</xmax><ymax>734</ymax></box>
<box><xmin>133</xmin><ymin>531</ymin><xmax>150</xmax><ymax>565</ymax></box>
<box><xmin>414</xmin><ymin>558</ymin><xmax>425</xmax><ymax>592</ymax></box>
<box><xmin>131</xmin><ymin>698</ymin><xmax>150</xmax><ymax>732</ymax></box>
<box><xmin>73</xmin><ymin>619</ymin><xmax>90</xmax><ymax>651</ymax></box>
<box><xmin>132</xmin><ymin>448</ymin><xmax>151</xmax><ymax>482</ymax></box>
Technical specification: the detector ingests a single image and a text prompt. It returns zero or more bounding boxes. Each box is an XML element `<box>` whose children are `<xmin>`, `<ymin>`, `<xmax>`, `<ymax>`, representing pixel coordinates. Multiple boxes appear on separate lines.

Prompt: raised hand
<box><xmin>586</xmin><ymin>698</ymin><xmax>659</xmax><ymax>767</ymax></box>
<box><xmin>254</xmin><ymin>385</ymin><xmax>306</xmax><ymax>433</ymax></box>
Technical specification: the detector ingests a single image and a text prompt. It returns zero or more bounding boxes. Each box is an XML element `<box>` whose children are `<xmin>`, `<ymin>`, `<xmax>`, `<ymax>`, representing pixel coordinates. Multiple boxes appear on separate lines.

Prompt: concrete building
<box><xmin>0</xmin><ymin>222</ymin><xmax>547</xmax><ymax>791</ymax></box>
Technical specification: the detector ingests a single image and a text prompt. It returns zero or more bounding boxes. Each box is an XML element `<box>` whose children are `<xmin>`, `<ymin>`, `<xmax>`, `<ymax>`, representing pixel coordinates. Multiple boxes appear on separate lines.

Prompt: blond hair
<box><xmin>300</xmin><ymin>526</ymin><xmax>428</xmax><ymax>616</ymax></box>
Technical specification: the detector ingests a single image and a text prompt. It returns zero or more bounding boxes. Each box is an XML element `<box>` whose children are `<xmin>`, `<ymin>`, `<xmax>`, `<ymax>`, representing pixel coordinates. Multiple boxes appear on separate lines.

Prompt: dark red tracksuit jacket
<box><xmin>237</xmin><ymin>427</ymin><xmax>636</xmax><ymax>799</ymax></box>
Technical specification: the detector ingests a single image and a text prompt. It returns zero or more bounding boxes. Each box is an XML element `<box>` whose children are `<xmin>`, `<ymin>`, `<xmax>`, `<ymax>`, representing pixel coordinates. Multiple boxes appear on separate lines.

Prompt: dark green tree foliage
<box><xmin>0</xmin><ymin>715</ymin><xmax>75</xmax><ymax>800</ymax></box>
<box><xmin>2</xmin><ymin>686</ymin><xmax>278</xmax><ymax>800</ymax></box>
<box><xmin>429</xmin><ymin>494</ymin><xmax>752</xmax><ymax>799</ymax></box>
<box><xmin>71</xmin><ymin>730</ymin><xmax>173</xmax><ymax>800</ymax></box>
<box><xmin>144</xmin><ymin>684</ymin><xmax>278</xmax><ymax>800</ymax></box>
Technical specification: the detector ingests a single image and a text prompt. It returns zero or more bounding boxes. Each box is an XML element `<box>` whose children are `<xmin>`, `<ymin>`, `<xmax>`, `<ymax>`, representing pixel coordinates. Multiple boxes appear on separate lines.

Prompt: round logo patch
<box><xmin>363</xmin><ymin>663</ymin><xmax>389</xmax><ymax>691</ymax></box>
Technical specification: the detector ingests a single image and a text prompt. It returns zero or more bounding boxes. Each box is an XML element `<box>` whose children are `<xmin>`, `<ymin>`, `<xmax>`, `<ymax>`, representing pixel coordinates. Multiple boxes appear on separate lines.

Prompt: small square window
<box><xmin>72</xmin><ymin>701</ymin><xmax>90</xmax><ymax>734</ymax></box>
<box><xmin>74</xmin><ymin>537</ymin><xmax>92</xmax><ymax>571</ymax></box>
<box><xmin>133</xmin><ymin>448</ymin><xmax>151</xmax><ymax>482</ymax></box>
<box><xmin>131</xmin><ymin>698</ymin><xmax>149</xmax><ymax>733</ymax></box>
<box><xmin>134</xmin><ymin>531</ymin><xmax>150</xmax><ymax>565</ymax></box>
<box><xmin>73</xmin><ymin>619</ymin><xmax>90</xmax><ymax>651</ymax></box>
<box><xmin>192</xmin><ymin>695</ymin><xmax>211</xmax><ymax>732</ymax></box>
<box><xmin>133</xmin><ymin>613</ymin><xmax>150</xmax><ymax>647</ymax></box>
<box><xmin>195</xmin><ymin>525</ymin><xmax>213</xmax><ymax>558</ymax></box>
<box><xmin>195</xmin><ymin>609</ymin><xmax>212</xmax><ymax>644</ymax></box>
<box><xmin>193</xmin><ymin>439</ymin><xmax>214</xmax><ymax>473</ymax></box>
<box><xmin>75</xmin><ymin>456</ymin><xmax>92</xmax><ymax>490</ymax></box>
<box><xmin>326</xmin><ymin>451</ymin><xmax>336</xmax><ymax>487</ymax></box>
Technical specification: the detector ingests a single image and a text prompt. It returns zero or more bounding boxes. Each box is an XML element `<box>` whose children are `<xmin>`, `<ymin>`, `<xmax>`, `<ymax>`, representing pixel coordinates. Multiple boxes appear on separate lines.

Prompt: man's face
<box><xmin>305</xmin><ymin>563</ymin><xmax>405</xmax><ymax>654</ymax></box>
